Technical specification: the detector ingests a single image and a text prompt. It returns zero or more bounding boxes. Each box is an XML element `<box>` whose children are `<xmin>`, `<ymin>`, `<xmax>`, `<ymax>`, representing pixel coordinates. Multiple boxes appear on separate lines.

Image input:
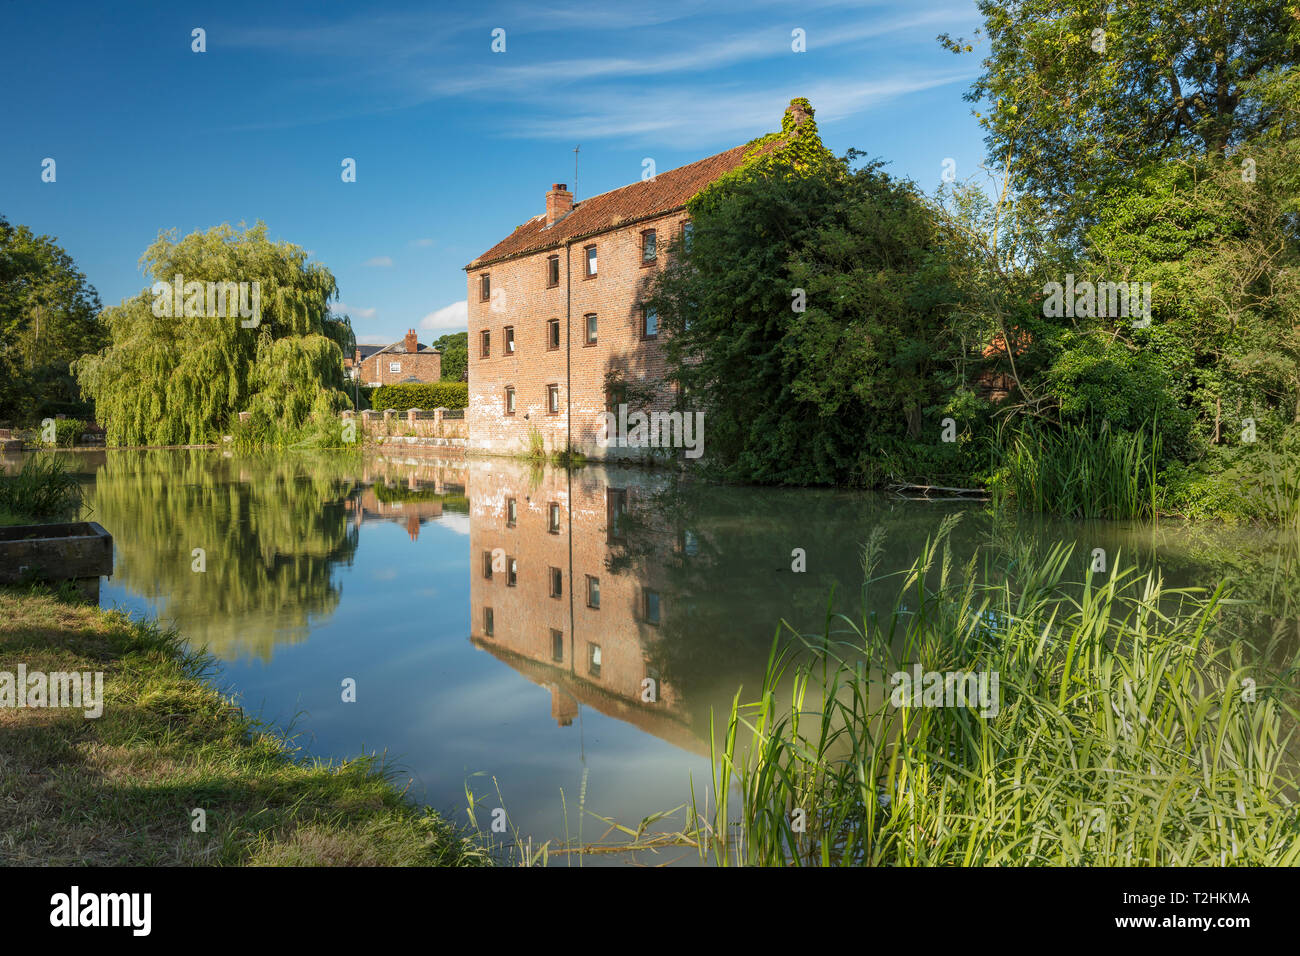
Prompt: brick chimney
<box><xmin>546</xmin><ymin>183</ymin><xmax>573</xmax><ymax>227</ymax></box>
<box><xmin>550</xmin><ymin>684</ymin><xmax>577</xmax><ymax>727</ymax></box>
<box><xmin>785</xmin><ymin>98</ymin><xmax>812</xmax><ymax>128</ymax></box>
<box><xmin>404</xmin><ymin>329</ymin><xmax>418</xmax><ymax>353</ymax></box>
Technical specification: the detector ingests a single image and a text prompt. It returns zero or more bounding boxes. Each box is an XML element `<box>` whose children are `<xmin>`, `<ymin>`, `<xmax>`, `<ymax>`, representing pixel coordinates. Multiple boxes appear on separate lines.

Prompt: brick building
<box><xmin>348</xmin><ymin>329</ymin><xmax>442</xmax><ymax>386</ymax></box>
<box><xmin>464</xmin><ymin>101</ymin><xmax>814</xmax><ymax>460</ymax></box>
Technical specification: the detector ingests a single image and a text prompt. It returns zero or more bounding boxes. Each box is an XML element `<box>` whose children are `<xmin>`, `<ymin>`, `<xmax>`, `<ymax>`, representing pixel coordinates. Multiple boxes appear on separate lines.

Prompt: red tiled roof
<box><xmin>465</xmin><ymin>139</ymin><xmax>782</xmax><ymax>270</ymax></box>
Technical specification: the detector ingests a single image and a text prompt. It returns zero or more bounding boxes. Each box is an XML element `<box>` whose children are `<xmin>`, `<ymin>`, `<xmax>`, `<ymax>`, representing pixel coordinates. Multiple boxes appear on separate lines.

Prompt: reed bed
<box><xmin>1260</xmin><ymin>451</ymin><xmax>1300</xmax><ymax>530</ymax></box>
<box><xmin>686</xmin><ymin>517</ymin><xmax>1300</xmax><ymax>866</ymax></box>
<box><xmin>0</xmin><ymin>454</ymin><xmax>82</xmax><ymax>523</ymax></box>
<box><xmin>991</xmin><ymin>420</ymin><xmax>1162</xmax><ymax>520</ymax></box>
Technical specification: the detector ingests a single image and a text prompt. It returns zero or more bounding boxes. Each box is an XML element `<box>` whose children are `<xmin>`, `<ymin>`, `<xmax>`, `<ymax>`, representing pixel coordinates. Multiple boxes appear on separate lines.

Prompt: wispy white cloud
<box><xmin>220</xmin><ymin>5</ymin><xmax>973</xmax><ymax>137</ymax></box>
<box><xmin>331</xmin><ymin>302</ymin><xmax>377</xmax><ymax>319</ymax></box>
<box><xmin>503</xmin><ymin>70</ymin><xmax>975</xmax><ymax>145</ymax></box>
<box><xmin>410</xmin><ymin>238</ymin><xmax>435</xmax><ymax>247</ymax></box>
<box><xmin>420</xmin><ymin>300</ymin><xmax>468</xmax><ymax>332</ymax></box>
<box><xmin>495</xmin><ymin>0</ymin><xmax>721</xmax><ymax>31</ymax></box>
<box><xmin>225</xmin><ymin>12</ymin><xmax>467</xmax><ymax>58</ymax></box>
<box><xmin>364</xmin><ymin>256</ymin><xmax>394</xmax><ymax>267</ymax></box>
<box><xmin>424</xmin><ymin>11</ymin><xmax>959</xmax><ymax>98</ymax></box>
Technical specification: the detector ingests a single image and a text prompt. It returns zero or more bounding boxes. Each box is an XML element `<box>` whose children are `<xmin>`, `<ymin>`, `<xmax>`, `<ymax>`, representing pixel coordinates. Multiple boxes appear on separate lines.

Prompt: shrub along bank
<box><xmin>371</xmin><ymin>382</ymin><xmax>469</xmax><ymax>412</ymax></box>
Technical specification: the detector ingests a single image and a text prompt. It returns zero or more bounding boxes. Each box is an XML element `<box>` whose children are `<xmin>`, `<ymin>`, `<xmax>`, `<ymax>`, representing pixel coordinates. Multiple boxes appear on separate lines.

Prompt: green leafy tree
<box><xmin>433</xmin><ymin>330</ymin><xmax>468</xmax><ymax>381</ymax></box>
<box><xmin>1036</xmin><ymin>60</ymin><xmax>1300</xmax><ymax>453</ymax></box>
<box><xmin>75</xmin><ymin>222</ymin><xmax>352</xmax><ymax>446</ymax></box>
<box><xmin>1079</xmin><ymin>149</ymin><xmax>1300</xmax><ymax>445</ymax></box>
<box><xmin>652</xmin><ymin>133</ymin><xmax>963</xmax><ymax>485</ymax></box>
<box><xmin>942</xmin><ymin>1</ymin><xmax>1300</xmax><ymax>244</ymax></box>
<box><xmin>0</xmin><ymin>215</ymin><xmax>105</xmax><ymax>422</ymax></box>
<box><xmin>939</xmin><ymin>5</ymin><xmax>1300</xmax><ymax>467</ymax></box>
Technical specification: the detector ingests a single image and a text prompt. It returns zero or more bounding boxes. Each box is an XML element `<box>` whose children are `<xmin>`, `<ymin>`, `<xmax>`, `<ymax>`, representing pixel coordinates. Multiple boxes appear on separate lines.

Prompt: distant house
<box><xmin>344</xmin><ymin>344</ymin><xmax>384</xmax><ymax>371</ymax></box>
<box><xmin>349</xmin><ymin>330</ymin><xmax>442</xmax><ymax>386</ymax></box>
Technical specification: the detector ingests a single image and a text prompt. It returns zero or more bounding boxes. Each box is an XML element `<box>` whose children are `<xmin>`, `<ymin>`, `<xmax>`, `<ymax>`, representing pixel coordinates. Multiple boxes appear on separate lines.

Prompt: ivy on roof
<box><xmin>686</xmin><ymin>98</ymin><xmax>840</xmax><ymax>215</ymax></box>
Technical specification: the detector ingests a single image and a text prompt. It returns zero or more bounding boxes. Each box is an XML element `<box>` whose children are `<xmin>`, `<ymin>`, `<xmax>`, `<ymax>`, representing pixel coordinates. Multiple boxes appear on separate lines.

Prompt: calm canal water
<box><xmin>16</xmin><ymin>448</ymin><xmax>1300</xmax><ymax>863</ymax></box>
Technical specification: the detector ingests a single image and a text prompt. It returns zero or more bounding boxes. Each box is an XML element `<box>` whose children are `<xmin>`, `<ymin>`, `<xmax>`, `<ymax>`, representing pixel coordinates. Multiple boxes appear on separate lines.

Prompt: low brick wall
<box><xmin>350</xmin><ymin>407</ymin><xmax>468</xmax><ymax>442</ymax></box>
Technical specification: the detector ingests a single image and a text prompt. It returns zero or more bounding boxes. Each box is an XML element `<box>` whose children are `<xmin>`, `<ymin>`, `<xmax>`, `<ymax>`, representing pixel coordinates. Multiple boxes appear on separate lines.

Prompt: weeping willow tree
<box><xmin>75</xmin><ymin>222</ymin><xmax>353</xmax><ymax>446</ymax></box>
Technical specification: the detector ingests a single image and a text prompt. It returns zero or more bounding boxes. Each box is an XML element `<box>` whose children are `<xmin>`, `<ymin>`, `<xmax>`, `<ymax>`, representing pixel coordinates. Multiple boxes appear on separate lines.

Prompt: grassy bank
<box><xmin>0</xmin><ymin>588</ymin><xmax>488</xmax><ymax>866</ymax></box>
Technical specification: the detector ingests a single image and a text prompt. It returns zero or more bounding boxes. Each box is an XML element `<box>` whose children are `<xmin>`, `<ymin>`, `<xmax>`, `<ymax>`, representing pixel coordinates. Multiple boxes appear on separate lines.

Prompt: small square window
<box><xmin>547</xmin><ymin>384</ymin><xmax>560</xmax><ymax>415</ymax></box>
<box><xmin>586</xmin><ymin>575</ymin><xmax>600</xmax><ymax>609</ymax></box>
<box><xmin>584</xmin><ymin>245</ymin><xmax>597</xmax><ymax>277</ymax></box>
<box><xmin>642</xmin><ymin>307</ymin><xmax>658</xmax><ymax>339</ymax></box>
<box><xmin>642</xmin><ymin>229</ymin><xmax>656</xmax><ymax>263</ymax></box>
<box><xmin>584</xmin><ymin>313</ymin><xmax>597</xmax><ymax>345</ymax></box>
<box><xmin>552</xmin><ymin>629</ymin><xmax>564</xmax><ymax>662</ymax></box>
<box><xmin>548</xmin><ymin>501</ymin><xmax>561</xmax><ymax>534</ymax></box>
<box><xmin>480</xmin><ymin>274</ymin><xmax>490</xmax><ymax>302</ymax></box>
<box><xmin>588</xmin><ymin>642</ymin><xmax>602</xmax><ymax>677</ymax></box>
<box><xmin>549</xmin><ymin>566</ymin><xmax>563</xmax><ymax>598</ymax></box>
<box><xmin>547</xmin><ymin>255</ymin><xmax>560</xmax><ymax>287</ymax></box>
<box><xmin>547</xmin><ymin>318</ymin><xmax>560</xmax><ymax>351</ymax></box>
<box><xmin>506</xmin><ymin>557</ymin><xmax>517</xmax><ymax>587</ymax></box>
<box><xmin>505</xmin><ymin>386</ymin><xmax>515</xmax><ymax>415</ymax></box>
<box><xmin>484</xmin><ymin>607</ymin><xmax>494</xmax><ymax>637</ymax></box>
<box><xmin>504</xmin><ymin>326</ymin><xmax>515</xmax><ymax>354</ymax></box>
<box><xmin>481</xmin><ymin>550</ymin><xmax>493</xmax><ymax>579</ymax></box>
<box><xmin>480</xmin><ymin>330</ymin><xmax>491</xmax><ymax>358</ymax></box>
<box><xmin>605</xmin><ymin>382</ymin><xmax>627</xmax><ymax>413</ymax></box>
<box><xmin>643</xmin><ymin>588</ymin><xmax>661</xmax><ymax>625</ymax></box>
<box><xmin>506</xmin><ymin>497</ymin><xmax>517</xmax><ymax>527</ymax></box>
<box><xmin>389</xmin><ymin>361</ymin><xmax>401</xmax><ymax>374</ymax></box>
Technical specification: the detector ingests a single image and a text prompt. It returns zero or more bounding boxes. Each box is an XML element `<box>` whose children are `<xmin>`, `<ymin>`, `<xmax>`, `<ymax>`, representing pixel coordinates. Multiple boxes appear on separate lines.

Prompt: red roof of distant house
<box><xmin>465</xmin><ymin>140</ymin><xmax>782</xmax><ymax>270</ymax></box>
<box><xmin>981</xmin><ymin>329</ymin><xmax>1032</xmax><ymax>358</ymax></box>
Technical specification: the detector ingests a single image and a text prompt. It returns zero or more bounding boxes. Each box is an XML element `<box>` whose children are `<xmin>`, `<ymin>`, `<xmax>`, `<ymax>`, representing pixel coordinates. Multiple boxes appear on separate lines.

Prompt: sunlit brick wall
<box><xmin>466</xmin><ymin>211</ymin><xmax>686</xmax><ymax>458</ymax></box>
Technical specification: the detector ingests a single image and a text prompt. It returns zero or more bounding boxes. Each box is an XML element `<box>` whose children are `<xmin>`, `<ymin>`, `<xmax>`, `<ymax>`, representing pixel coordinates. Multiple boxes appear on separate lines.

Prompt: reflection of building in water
<box><xmin>348</xmin><ymin>487</ymin><xmax>442</xmax><ymax>541</ymax></box>
<box><xmin>468</xmin><ymin>459</ymin><xmax>704</xmax><ymax>754</ymax></box>
<box><xmin>345</xmin><ymin>456</ymin><xmax>469</xmax><ymax>542</ymax></box>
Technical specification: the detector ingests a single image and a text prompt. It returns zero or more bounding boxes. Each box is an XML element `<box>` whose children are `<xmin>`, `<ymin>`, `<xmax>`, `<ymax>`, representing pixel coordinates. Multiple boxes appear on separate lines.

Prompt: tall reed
<box><xmin>689</xmin><ymin>519</ymin><xmax>1300</xmax><ymax>866</ymax></box>
<box><xmin>0</xmin><ymin>455</ymin><xmax>83</xmax><ymax>522</ymax></box>
<box><xmin>991</xmin><ymin>419</ymin><xmax>1161</xmax><ymax>519</ymax></box>
<box><xmin>1259</xmin><ymin>451</ymin><xmax>1300</xmax><ymax>530</ymax></box>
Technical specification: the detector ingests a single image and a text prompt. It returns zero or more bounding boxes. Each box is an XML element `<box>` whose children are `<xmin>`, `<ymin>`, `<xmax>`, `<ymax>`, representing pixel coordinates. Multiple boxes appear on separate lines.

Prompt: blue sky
<box><xmin>1</xmin><ymin>0</ymin><xmax>988</xmax><ymax>347</ymax></box>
